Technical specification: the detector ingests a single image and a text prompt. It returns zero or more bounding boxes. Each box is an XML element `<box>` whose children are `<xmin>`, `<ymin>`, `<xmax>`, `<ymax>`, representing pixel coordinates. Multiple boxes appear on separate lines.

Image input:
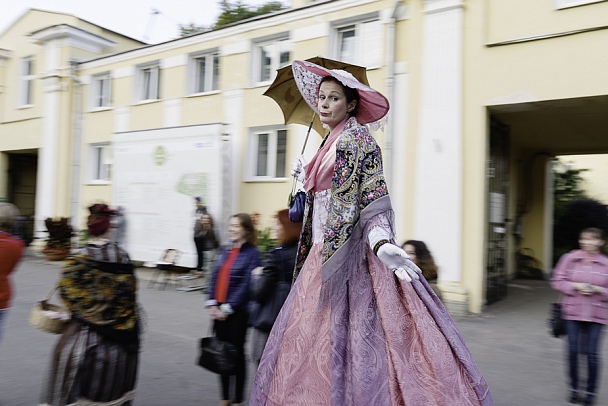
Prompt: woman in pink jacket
<box><xmin>551</xmin><ymin>227</ymin><xmax>608</xmax><ymax>406</ymax></box>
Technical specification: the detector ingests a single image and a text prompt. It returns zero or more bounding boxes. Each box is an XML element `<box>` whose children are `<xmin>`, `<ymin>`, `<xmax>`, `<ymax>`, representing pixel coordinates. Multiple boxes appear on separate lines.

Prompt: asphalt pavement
<box><xmin>1</xmin><ymin>249</ymin><xmax>606</xmax><ymax>405</ymax></box>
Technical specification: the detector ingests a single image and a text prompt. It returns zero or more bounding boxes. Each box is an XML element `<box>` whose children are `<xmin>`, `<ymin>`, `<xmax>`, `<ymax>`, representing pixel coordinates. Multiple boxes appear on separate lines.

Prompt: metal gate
<box><xmin>486</xmin><ymin>117</ymin><xmax>510</xmax><ymax>304</ymax></box>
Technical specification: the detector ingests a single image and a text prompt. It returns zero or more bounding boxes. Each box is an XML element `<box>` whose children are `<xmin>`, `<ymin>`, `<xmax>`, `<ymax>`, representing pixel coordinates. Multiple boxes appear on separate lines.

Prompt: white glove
<box><xmin>376</xmin><ymin>244</ymin><xmax>421</xmax><ymax>282</ymax></box>
<box><xmin>290</xmin><ymin>155</ymin><xmax>306</xmax><ymax>183</ymax></box>
<box><xmin>368</xmin><ymin>227</ymin><xmax>421</xmax><ymax>283</ymax></box>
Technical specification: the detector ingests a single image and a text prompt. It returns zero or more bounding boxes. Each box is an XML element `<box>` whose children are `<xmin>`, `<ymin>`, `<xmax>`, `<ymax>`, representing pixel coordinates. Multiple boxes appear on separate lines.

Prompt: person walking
<box><xmin>551</xmin><ymin>227</ymin><xmax>608</xmax><ymax>406</ymax></box>
<box><xmin>193</xmin><ymin>196</ymin><xmax>208</xmax><ymax>272</ymax></box>
<box><xmin>205</xmin><ymin>213</ymin><xmax>260</xmax><ymax>406</ymax></box>
<box><xmin>0</xmin><ymin>203</ymin><xmax>25</xmax><ymax>346</ymax></box>
<box><xmin>250</xmin><ymin>209</ymin><xmax>302</xmax><ymax>365</ymax></box>
<box><xmin>250</xmin><ymin>60</ymin><xmax>492</xmax><ymax>405</ymax></box>
<box><xmin>40</xmin><ymin>203</ymin><xmax>141</xmax><ymax>405</ymax></box>
<box><xmin>198</xmin><ymin>213</ymin><xmax>220</xmax><ymax>287</ymax></box>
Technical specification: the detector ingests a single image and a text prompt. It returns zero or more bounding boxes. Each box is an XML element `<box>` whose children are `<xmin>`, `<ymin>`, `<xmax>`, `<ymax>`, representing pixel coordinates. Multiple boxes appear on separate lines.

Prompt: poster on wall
<box><xmin>113</xmin><ymin>124</ymin><xmax>225</xmax><ymax>268</ymax></box>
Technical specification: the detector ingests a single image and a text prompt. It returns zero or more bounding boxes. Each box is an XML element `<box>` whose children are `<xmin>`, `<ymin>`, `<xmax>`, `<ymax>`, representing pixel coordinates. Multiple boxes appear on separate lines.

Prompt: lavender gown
<box><xmin>250</xmin><ymin>164</ymin><xmax>493</xmax><ymax>406</ymax></box>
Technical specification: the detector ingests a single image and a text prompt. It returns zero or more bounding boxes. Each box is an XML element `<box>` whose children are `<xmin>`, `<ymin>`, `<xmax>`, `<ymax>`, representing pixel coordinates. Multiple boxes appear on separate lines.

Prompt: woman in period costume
<box><xmin>249</xmin><ymin>60</ymin><xmax>493</xmax><ymax>406</ymax></box>
<box><xmin>40</xmin><ymin>203</ymin><xmax>141</xmax><ymax>406</ymax></box>
<box><xmin>205</xmin><ymin>213</ymin><xmax>261</xmax><ymax>406</ymax></box>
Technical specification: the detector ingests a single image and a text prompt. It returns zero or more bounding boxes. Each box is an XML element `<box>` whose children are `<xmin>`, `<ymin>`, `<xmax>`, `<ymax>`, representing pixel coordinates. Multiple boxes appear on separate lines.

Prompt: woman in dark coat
<box><xmin>205</xmin><ymin>213</ymin><xmax>260</xmax><ymax>406</ymax></box>
<box><xmin>250</xmin><ymin>209</ymin><xmax>303</xmax><ymax>364</ymax></box>
<box><xmin>40</xmin><ymin>203</ymin><xmax>141</xmax><ymax>406</ymax></box>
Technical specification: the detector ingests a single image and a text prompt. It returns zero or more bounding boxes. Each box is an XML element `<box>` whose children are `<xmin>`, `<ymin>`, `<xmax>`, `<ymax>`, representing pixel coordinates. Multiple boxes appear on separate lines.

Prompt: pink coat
<box><xmin>551</xmin><ymin>249</ymin><xmax>608</xmax><ymax>324</ymax></box>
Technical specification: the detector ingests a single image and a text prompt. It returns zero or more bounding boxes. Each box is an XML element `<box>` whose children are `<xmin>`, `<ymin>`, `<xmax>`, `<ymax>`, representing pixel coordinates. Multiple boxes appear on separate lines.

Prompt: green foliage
<box><xmin>43</xmin><ymin>217</ymin><xmax>74</xmax><ymax>252</ymax></box>
<box><xmin>250</xmin><ymin>212</ymin><xmax>277</xmax><ymax>259</ymax></box>
<box><xmin>215</xmin><ymin>1</ymin><xmax>286</xmax><ymax>28</ymax></box>
<box><xmin>552</xmin><ymin>159</ymin><xmax>587</xmax><ymax>220</ymax></box>
<box><xmin>179</xmin><ymin>22</ymin><xmax>210</xmax><ymax>37</ymax></box>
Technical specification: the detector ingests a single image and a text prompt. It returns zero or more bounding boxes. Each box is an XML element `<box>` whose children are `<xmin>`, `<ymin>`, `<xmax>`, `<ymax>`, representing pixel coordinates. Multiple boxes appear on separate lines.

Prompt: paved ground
<box><xmin>1</xmin><ymin>249</ymin><xmax>606</xmax><ymax>405</ymax></box>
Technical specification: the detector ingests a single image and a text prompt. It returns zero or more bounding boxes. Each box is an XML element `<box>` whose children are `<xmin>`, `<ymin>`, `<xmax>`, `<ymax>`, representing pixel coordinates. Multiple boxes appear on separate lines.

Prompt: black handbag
<box><xmin>197</xmin><ymin>336</ymin><xmax>238</xmax><ymax>375</ymax></box>
<box><xmin>548</xmin><ymin>302</ymin><xmax>566</xmax><ymax>338</ymax></box>
<box><xmin>253</xmin><ymin>278</ymin><xmax>291</xmax><ymax>332</ymax></box>
<box><xmin>288</xmin><ymin>190</ymin><xmax>306</xmax><ymax>223</ymax></box>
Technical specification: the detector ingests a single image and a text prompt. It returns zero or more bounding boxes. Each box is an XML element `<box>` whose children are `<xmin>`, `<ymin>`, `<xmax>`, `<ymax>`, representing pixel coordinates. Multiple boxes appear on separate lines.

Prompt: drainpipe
<box><xmin>69</xmin><ymin>60</ymin><xmax>83</xmax><ymax>233</ymax></box>
<box><xmin>385</xmin><ymin>0</ymin><xmax>402</xmax><ymax>186</ymax></box>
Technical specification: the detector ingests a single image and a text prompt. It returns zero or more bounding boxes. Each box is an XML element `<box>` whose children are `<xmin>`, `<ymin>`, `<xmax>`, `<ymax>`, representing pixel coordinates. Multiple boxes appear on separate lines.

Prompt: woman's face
<box><xmin>274</xmin><ymin>218</ymin><xmax>285</xmax><ymax>242</ymax></box>
<box><xmin>579</xmin><ymin>232</ymin><xmax>605</xmax><ymax>254</ymax></box>
<box><xmin>228</xmin><ymin>217</ymin><xmax>246</xmax><ymax>244</ymax></box>
<box><xmin>403</xmin><ymin>244</ymin><xmax>417</xmax><ymax>262</ymax></box>
<box><xmin>201</xmin><ymin>214</ymin><xmax>211</xmax><ymax>226</ymax></box>
<box><xmin>317</xmin><ymin>80</ymin><xmax>357</xmax><ymax>131</ymax></box>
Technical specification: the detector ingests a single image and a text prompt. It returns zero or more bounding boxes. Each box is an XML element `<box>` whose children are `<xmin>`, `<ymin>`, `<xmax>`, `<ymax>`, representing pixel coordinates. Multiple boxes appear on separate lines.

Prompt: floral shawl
<box><xmin>59</xmin><ymin>253</ymin><xmax>139</xmax><ymax>344</ymax></box>
<box><xmin>295</xmin><ymin>117</ymin><xmax>392</xmax><ymax>282</ymax></box>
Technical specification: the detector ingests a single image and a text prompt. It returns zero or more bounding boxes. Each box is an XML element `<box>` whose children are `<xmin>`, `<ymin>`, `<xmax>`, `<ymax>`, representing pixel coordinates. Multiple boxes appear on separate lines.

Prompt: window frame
<box><xmin>247</xmin><ymin>127</ymin><xmax>288</xmax><ymax>182</ymax></box>
<box><xmin>330</xmin><ymin>13</ymin><xmax>382</xmax><ymax>68</ymax></box>
<box><xmin>188</xmin><ymin>50</ymin><xmax>220</xmax><ymax>95</ymax></box>
<box><xmin>251</xmin><ymin>33</ymin><xmax>291</xmax><ymax>86</ymax></box>
<box><xmin>88</xmin><ymin>143</ymin><xmax>112</xmax><ymax>184</ymax></box>
<box><xmin>91</xmin><ymin>72</ymin><xmax>111</xmax><ymax>109</ymax></box>
<box><xmin>19</xmin><ymin>56</ymin><xmax>35</xmax><ymax>107</ymax></box>
<box><xmin>135</xmin><ymin>61</ymin><xmax>161</xmax><ymax>102</ymax></box>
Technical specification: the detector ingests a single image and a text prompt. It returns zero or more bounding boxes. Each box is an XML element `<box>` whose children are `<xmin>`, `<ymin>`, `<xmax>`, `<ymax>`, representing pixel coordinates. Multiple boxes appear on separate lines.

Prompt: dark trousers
<box><xmin>194</xmin><ymin>237</ymin><xmax>204</xmax><ymax>270</ymax></box>
<box><xmin>566</xmin><ymin>320</ymin><xmax>603</xmax><ymax>395</ymax></box>
<box><xmin>214</xmin><ymin>309</ymin><xmax>248</xmax><ymax>403</ymax></box>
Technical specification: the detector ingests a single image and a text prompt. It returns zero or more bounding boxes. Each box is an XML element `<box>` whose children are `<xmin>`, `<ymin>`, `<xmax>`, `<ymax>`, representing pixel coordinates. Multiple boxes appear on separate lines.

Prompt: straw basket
<box><xmin>28</xmin><ymin>285</ymin><xmax>70</xmax><ymax>334</ymax></box>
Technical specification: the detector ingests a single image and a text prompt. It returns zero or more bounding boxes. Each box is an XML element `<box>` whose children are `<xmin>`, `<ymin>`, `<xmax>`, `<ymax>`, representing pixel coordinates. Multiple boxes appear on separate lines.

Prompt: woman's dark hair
<box><xmin>402</xmin><ymin>240</ymin><xmax>438</xmax><ymax>281</ymax></box>
<box><xmin>231</xmin><ymin>213</ymin><xmax>257</xmax><ymax>246</ymax></box>
<box><xmin>319</xmin><ymin>76</ymin><xmax>360</xmax><ymax>118</ymax></box>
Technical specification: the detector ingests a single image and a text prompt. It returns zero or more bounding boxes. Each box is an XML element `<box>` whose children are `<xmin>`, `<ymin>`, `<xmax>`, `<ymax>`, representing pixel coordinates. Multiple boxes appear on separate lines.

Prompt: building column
<box><xmin>34</xmin><ymin>41</ymin><xmax>62</xmax><ymax>238</ymax></box>
<box><xmin>415</xmin><ymin>0</ymin><xmax>467</xmax><ymax>314</ymax></box>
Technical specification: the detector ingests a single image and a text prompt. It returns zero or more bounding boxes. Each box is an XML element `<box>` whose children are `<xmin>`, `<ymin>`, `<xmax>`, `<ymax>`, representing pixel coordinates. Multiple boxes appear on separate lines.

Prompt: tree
<box><xmin>178</xmin><ymin>1</ymin><xmax>286</xmax><ymax>37</ymax></box>
<box><xmin>215</xmin><ymin>1</ymin><xmax>286</xmax><ymax>28</ymax></box>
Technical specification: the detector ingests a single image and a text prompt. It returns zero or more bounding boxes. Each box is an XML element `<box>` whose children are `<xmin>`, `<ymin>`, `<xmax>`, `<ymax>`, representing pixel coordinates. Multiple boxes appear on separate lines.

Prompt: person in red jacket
<box><xmin>0</xmin><ymin>202</ymin><xmax>25</xmax><ymax>345</ymax></box>
<box><xmin>551</xmin><ymin>227</ymin><xmax>608</xmax><ymax>406</ymax></box>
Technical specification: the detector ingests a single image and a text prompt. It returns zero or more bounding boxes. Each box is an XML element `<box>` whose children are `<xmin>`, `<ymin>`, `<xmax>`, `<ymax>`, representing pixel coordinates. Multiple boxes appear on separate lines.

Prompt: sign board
<box><xmin>113</xmin><ymin>124</ymin><xmax>226</xmax><ymax>267</ymax></box>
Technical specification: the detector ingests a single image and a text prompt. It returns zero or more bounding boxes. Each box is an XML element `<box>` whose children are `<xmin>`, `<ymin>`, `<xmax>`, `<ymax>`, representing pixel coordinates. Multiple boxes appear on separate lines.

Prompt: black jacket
<box><xmin>250</xmin><ymin>243</ymin><xmax>297</xmax><ymax>304</ymax></box>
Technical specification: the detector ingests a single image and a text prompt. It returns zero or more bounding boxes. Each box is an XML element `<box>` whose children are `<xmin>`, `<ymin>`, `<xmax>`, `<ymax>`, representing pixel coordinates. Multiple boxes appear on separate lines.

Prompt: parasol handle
<box><xmin>300</xmin><ymin>112</ymin><xmax>315</xmax><ymax>155</ymax></box>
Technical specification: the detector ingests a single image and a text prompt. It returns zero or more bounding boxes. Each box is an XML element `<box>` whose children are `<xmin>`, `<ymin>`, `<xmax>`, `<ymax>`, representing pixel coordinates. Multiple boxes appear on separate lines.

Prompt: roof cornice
<box><xmin>29</xmin><ymin>24</ymin><xmax>116</xmax><ymax>53</ymax></box>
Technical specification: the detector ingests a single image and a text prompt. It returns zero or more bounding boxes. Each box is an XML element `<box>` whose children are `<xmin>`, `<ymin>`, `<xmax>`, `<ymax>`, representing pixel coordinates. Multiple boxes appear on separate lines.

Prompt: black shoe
<box><xmin>583</xmin><ymin>395</ymin><xmax>595</xmax><ymax>406</ymax></box>
<box><xmin>569</xmin><ymin>392</ymin><xmax>580</xmax><ymax>404</ymax></box>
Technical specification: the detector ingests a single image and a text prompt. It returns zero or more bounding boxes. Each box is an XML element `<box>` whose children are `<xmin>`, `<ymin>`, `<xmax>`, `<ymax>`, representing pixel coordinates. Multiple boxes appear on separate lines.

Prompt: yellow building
<box><xmin>2</xmin><ymin>0</ymin><xmax>608</xmax><ymax>314</ymax></box>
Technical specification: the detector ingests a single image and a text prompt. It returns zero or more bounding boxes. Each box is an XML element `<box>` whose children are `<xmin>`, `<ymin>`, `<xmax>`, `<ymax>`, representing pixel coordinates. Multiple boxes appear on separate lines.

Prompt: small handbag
<box><xmin>28</xmin><ymin>285</ymin><xmax>71</xmax><ymax>334</ymax></box>
<box><xmin>548</xmin><ymin>302</ymin><xmax>566</xmax><ymax>338</ymax></box>
<box><xmin>197</xmin><ymin>334</ymin><xmax>238</xmax><ymax>375</ymax></box>
<box><xmin>288</xmin><ymin>190</ymin><xmax>306</xmax><ymax>223</ymax></box>
<box><xmin>253</xmin><ymin>272</ymin><xmax>291</xmax><ymax>332</ymax></box>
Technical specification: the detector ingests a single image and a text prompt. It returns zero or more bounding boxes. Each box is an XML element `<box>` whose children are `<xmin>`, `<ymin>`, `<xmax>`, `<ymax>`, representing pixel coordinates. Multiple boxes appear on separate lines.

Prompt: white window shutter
<box><xmin>359</xmin><ymin>20</ymin><xmax>383</xmax><ymax>68</ymax></box>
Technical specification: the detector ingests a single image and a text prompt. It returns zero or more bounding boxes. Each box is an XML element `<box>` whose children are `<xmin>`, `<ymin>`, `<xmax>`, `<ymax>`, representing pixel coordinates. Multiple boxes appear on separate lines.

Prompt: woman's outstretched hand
<box><xmin>377</xmin><ymin>244</ymin><xmax>422</xmax><ymax>282</ymax></box>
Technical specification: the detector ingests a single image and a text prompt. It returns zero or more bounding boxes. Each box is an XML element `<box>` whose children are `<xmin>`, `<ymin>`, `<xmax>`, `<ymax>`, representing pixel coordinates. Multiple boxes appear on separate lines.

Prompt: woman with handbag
<box><xmin>40</xmin><ymin>203</ymin><xmax>141</xmax><ymax>406</ymax></box>
<box><xmin>250</xmin><ymin>209</ymin><xmax>302</xmax><ymax>365</ymax></box>
<box><xmin>250</xmin><ymin>60</ymin><xmax>492</xmax><ymax>405</ymax></box>
<box><xmin>205</xmin><ymin>213</ymin><xmax>260</xmax><ymax>406</ymax></box>
<box><xmin>551</xmin><ymin>227</ymin><xmax>608</xmax><ymax>406</ymax></box>
<box><xmin>0</xmin><ymin>203</ymin><xmax>25</xmax><ymax>346</ymax></box>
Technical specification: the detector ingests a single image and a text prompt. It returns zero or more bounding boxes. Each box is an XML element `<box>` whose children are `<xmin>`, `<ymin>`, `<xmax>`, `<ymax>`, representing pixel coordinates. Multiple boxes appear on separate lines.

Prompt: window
<box><xmin>250</xmin><ymin>129</ymin><xmax>287</xmax><ymax>179</ymax></box>
<box><xmin>333</xmin><ymin>18</ymin><xmax>382</xmax><ymax>68</ymax></box>
<box><xmin>92</xmin><ymin>72</ymin><xmax>111</xmax><ymax>108</ymax></box>
<box><xmin>252</xmin><ymin>36</ymin><xmax>291</xmax><ymax>84</ymax></box>
<box><xmin>136</xmin><ymin>62</ymin><xmax>160</xmax><ymax>101</ymax></box>
<box><xmin>189</xmin><ymin>52</ymin><xmax>220</xmax><ymax>94</ymax></box>
<box><xmin>19</xmin><ymin>57</ymin><xmax>35</xmax><ymax>106</ymax></box>
<box><xmin>90</xmin><ymin>144</ymin><xmax>112</xmax><ymax>182</ymax></box>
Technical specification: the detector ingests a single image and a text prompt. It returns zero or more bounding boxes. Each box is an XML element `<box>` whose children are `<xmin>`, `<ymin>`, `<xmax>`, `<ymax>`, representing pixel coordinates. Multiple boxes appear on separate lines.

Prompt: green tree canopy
<box><xmin>179</xmin><ymin>1</ymin><xmax>287</xmax><ymax>36</ymax></box>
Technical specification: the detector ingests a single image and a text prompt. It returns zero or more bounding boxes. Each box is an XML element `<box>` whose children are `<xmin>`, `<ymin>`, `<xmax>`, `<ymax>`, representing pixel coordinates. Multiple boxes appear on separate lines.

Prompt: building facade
<box><xmin>2</xmin><ymin>0</ymin><xmax>608</xmax><ymax>314</ymax></box>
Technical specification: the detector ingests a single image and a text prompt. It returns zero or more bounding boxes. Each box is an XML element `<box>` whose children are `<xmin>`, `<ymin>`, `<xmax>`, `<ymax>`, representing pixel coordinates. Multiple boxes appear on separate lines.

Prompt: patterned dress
<box><xmin>40</xmin><ymin>242</ymin><xmax>140</xmax><ymax>406</ymax></box>
<box><xmin>250</xmin><ymin>118</ymin><xmax>493</xmax><ymax>406</ymax></box>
